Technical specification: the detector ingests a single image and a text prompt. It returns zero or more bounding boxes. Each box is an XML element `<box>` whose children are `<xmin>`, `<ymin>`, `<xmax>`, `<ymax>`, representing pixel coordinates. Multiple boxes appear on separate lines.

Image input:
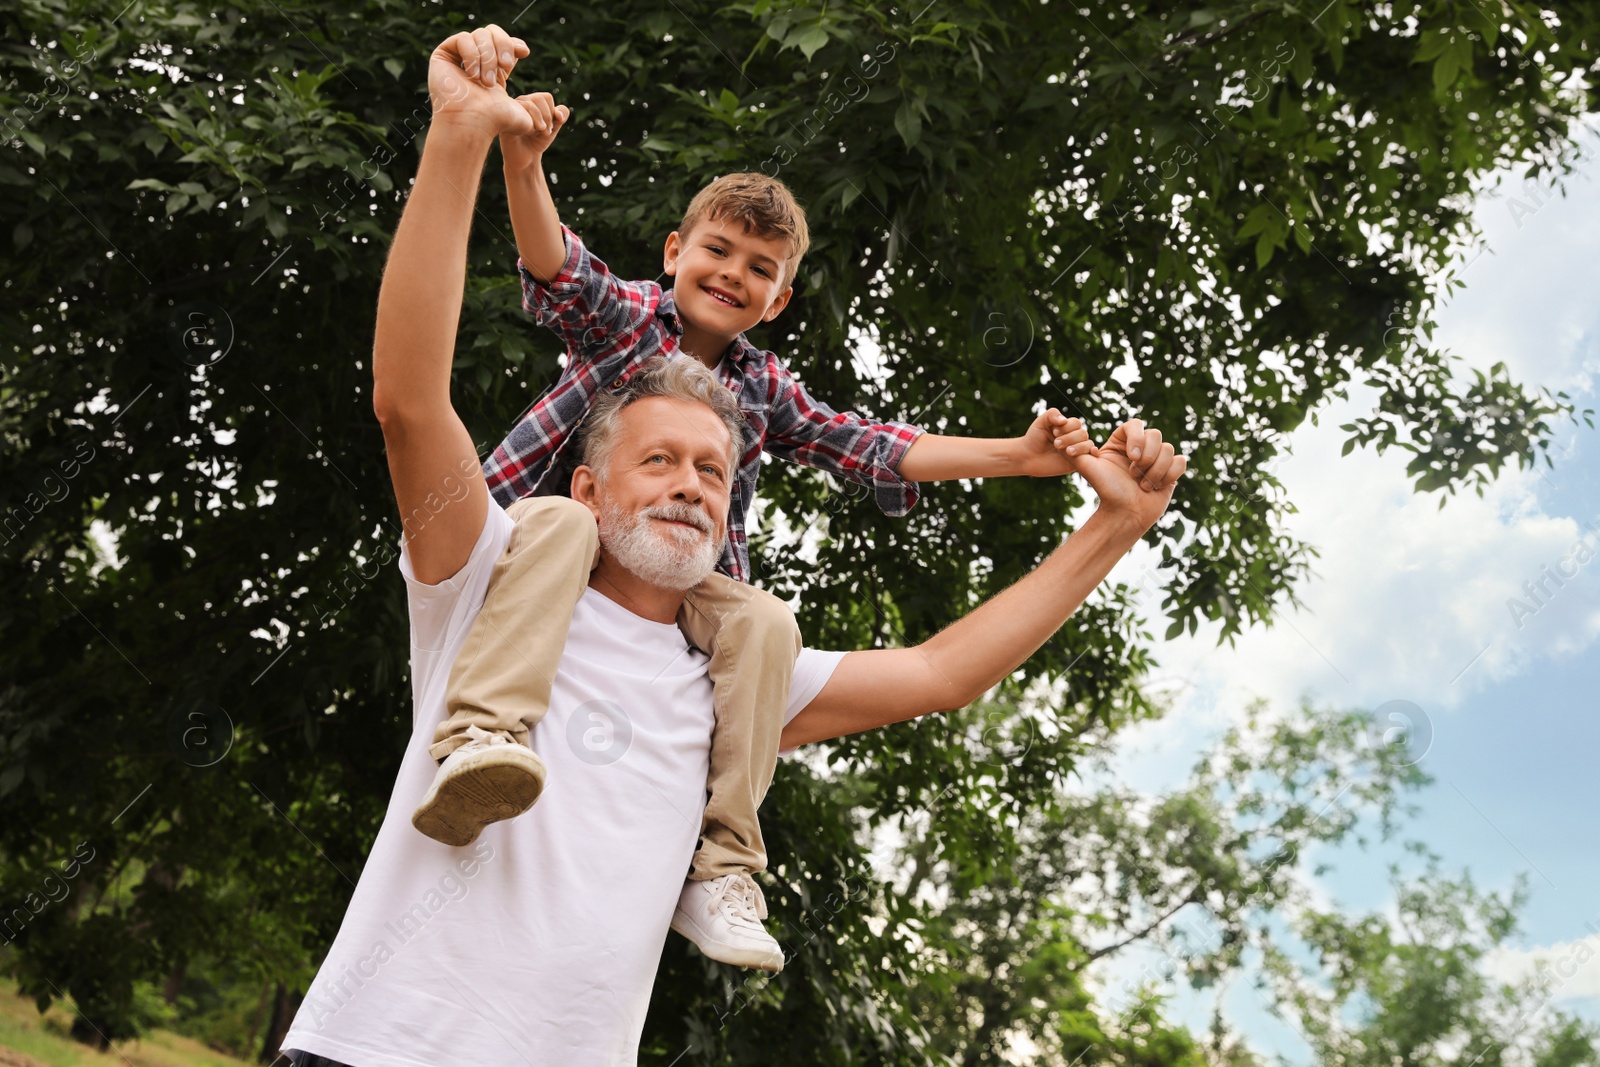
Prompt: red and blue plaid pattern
<box><xmin>482</xmin><ymin>225</ymin><xmax>925</xmax><ymax>583</ymax></box>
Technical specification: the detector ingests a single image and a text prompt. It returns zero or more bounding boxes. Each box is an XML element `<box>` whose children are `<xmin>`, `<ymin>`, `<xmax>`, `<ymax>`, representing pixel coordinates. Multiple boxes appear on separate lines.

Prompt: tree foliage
<box><xmin>2</xmin><ymin>0</ymin><xmax>1598</xmax><ymax>1062</ymax></box>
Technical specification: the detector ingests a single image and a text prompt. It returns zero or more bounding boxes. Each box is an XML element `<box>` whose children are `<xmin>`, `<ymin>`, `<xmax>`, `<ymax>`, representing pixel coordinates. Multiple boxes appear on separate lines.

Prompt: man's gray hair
<box><xmin>576</xmin><ymin>355</ymin><xmax>745</xmax><ymax>479</ymax></box>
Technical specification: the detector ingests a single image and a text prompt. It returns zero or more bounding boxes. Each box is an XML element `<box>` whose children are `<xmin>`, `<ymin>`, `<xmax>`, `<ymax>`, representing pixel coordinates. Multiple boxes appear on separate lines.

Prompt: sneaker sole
<box><xmin>412</xmin><ymin>747</ymin><xmax>547</xmax><ymax>847</ymax></box>
<box><xmin>670</xmin><ymin>909</ymin><xmax>785</xmax><ymax>973</ymax></box>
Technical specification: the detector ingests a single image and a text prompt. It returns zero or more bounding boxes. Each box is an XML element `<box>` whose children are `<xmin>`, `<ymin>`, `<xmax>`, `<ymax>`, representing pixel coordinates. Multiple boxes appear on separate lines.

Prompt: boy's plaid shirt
<box><xmin>482</xmin><ymin>225</ymin><xmax>925</xmax><ymax>583</ymax></box>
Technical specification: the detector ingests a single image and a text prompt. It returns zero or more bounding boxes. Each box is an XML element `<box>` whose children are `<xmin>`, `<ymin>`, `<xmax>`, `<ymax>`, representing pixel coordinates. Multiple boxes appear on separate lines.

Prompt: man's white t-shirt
<box><xmin>282</xmin><ymin>501</ymin><xmax>845</xmax><ymax>1067</ymax></box>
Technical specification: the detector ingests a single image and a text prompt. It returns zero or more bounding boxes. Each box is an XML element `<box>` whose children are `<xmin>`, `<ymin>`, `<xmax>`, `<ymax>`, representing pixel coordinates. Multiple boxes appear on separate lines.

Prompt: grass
<box><xmin>0</xmin><ymin>979</ymin><xmax>257</xmax><ymax>1067</ymax></box>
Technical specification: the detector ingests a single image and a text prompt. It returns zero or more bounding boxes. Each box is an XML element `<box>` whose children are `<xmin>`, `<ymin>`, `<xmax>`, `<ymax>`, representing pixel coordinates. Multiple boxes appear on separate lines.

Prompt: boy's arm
<box><xmin>499</xmin><ymin>94</ymin><xmax>652</xmax><ymax>360</ymax></box>
<box><xmin>761</xmin><ymin>361</ymin><xmax>925</xmax><ymax>517</ymax></box>
<box><xmin>764</xmin><ymin>366</ymin><xmax>1102</xmax><ymax>511</ymax></box>
<box><xmin>500</xmin><ymin>93</ymin><xmax>569</xmax><ymax>281</ymax></box>
<box><xmin>373</xmin><ymin>28</ymin><xmax>530</xmax><ymax>586</ymax></box>
<box><xmin>895</xmin><ymin>409</ymin><xmax>1095</xmax><ymax>481</ymax></box>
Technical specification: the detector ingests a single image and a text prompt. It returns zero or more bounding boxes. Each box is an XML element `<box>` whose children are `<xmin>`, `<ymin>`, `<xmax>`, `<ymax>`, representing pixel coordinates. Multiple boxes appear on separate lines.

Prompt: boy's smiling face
<box><xmin>663</xmin><ymin>217</ymin><xmax>794</xmax><ymax>346</ymax></box>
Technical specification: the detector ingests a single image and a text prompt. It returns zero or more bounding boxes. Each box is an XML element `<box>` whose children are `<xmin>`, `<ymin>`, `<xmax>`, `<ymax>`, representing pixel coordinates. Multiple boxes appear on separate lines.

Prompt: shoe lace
<box><xmin>714</xmin><ymin>872</ymin><xmax>768</xmax><ymax>923</ymax></box>
<box><xmin>460</xmin><ymin>724</ymin><xmax>517</xmax><ymax>751</ymax></box>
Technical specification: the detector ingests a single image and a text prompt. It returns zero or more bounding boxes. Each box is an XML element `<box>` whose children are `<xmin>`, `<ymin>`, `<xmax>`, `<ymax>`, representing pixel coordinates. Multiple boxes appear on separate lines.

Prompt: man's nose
<box><xmin>666</xmin><ymin>462</ymin><xmax>703</xmax><ymax>502</ymax></box>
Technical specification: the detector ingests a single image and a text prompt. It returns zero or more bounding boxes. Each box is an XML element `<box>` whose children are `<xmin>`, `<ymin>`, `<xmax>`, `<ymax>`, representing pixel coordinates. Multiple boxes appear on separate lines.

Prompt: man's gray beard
<box><xmin>596</xmin><ymin>497</ymin><xmax>725</xmax><ymax>591</ymax></box>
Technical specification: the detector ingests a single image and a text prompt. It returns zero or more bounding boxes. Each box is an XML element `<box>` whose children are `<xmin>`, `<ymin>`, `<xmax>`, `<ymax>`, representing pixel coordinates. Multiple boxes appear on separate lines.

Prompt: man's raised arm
<box><xmin>371</xmin><ymin>27</ymin><xmax>531</xmax><ymax>585</ymax></box>
<box><xmin>780</xmin><ymin>420</ymin><xmax>1188</xmax><ymax>748</ymax></box>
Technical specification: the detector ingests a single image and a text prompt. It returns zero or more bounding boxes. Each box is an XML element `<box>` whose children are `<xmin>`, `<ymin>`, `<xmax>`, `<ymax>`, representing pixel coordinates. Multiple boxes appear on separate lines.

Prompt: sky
<box><xmin>1089</xmin><ymin>120</ymin><xmax>1600</xmax><ymax>1056</ymax></box>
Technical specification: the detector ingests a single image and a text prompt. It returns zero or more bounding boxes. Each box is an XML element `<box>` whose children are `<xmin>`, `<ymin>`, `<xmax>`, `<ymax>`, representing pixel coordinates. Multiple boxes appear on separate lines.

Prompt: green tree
<box><xmin>2</xmin><ymin>0</ymin><xmax>1598</xmax><ymax>1061</ymax></box>
<box><xmin>1265</xmin><ymin>868</ymin><xmax>1600</xmax><ymax>1066</ymax></box>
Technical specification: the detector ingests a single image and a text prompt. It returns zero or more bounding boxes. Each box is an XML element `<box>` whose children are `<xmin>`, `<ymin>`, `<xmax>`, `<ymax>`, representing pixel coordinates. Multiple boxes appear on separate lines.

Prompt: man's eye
<box><xmin>647</xmin><ymin>455</ymin><xmax>667</xmax><ymax>464</ymax></box>
<box><xmin>701</xmin><ymin>465</ymin><xmax>723</xmax><ymax>477</ymax></box>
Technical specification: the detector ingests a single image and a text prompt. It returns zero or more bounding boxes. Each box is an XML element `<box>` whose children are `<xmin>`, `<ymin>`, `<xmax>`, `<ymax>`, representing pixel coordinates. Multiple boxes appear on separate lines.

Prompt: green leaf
<box><xmin>1413</xmin><ymin>29</ymin><xmax>1452</xmax><ymax>63</ymax></box>
<box><xmin>13</xmin><ymin>221</ymin><xmax>33</xmax><ymax>250</ymax></box>
<box><xmin>894</xmin><ymin>100</ymin><xmax>922</xmax><ymax>149</ymax></box>
<box><xmin>384</xmin><ymin>57</ymin><xmax>405</xmax><ymax>81</ymax></box>
<box><xmin>1236</xmin><ymin>203</ymin><xmax>1274</xmax><ymax>239</ymax></box>
<box><xmin>789</xmin><ymin>24</ymin><xmax>830</xmax><ymax>61</ymax></box>
<box><xmin>1255</xmin><ymin>229</ymin><xmax>1277</xmax><ymax>268</ymax></box>
<box><xmin>165</xmin><ymin>191</ymin><xmax>191</xmax><ymax>215</ymax></box>
<box><xmin>1433</xmin><ymin>38</ymin><xmax>1472</xmax><ymax>92</ymax></box>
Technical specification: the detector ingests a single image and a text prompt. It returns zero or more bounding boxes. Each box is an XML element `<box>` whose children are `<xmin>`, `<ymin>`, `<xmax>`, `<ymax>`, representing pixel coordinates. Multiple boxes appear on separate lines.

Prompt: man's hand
<box><xmin>501</xmin><ymin>92</ymin><xmax>571</xmax><ymax>175</ymax></box>
<box><xmin>1016</xmin><ymin>407</ymin><xmax>1094</xmax><ymax>477</ymax></box>
<box><xmin>429</xmin><ymin>26</ymin><xmax>533</xmax><ymax>139</ymax></box>
<box><xmin>1070</xmin><ymin>417</ymin><xmax>1186</xmax><ymax>531</ymax></box>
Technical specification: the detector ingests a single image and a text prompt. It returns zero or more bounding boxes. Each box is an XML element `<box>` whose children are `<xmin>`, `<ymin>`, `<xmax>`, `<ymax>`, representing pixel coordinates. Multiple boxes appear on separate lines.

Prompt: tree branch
<box><xmin>1148</xmin><ymin>11</ymin><xmax>1273</xmax><ymax>66</ymax></box>
<box><xmin>1079</xmin><ymin>888</ymin><xmax>1200</xmax><ymax>965</ymax></box>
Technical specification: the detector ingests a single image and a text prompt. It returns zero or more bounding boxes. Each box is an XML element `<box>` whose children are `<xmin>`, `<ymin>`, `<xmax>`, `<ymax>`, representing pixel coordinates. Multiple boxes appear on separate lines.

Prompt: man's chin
<box><xmin>597</xmin><ymin>502</ymin><xmax>724</xmax><ymax>591</ymax></box>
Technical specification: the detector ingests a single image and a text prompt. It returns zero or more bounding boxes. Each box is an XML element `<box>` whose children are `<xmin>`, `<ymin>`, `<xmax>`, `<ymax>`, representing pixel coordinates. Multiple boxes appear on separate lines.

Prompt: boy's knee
<box><xmin>737</xmin><ymin>586</ymin><xmax>803</xmax><ymax>655</ymax></box>
<box><xmin>680</xmin><ymin>579</ymin><xmax>800</xmax><ymax>658</ymax></box>
<box><xmin>518</xmin><ymin>494</ymin><xmax>598</xmax><ymax>545</ymax></box>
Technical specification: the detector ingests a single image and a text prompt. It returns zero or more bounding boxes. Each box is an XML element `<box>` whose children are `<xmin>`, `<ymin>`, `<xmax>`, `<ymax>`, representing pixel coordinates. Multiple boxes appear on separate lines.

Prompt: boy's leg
<box><xmin>412</xmin><ymin>495</ymin><xmax>599</xmax><ymax>846</ymax></box>
<box><xmin>431</xmin><ymin>494</ymin><xmax>599</xmax><ymax>756</ymax></box>
<box><xmin>677</xmin><ymin>574</ymin><xmax>802</xmax><ymax>879</ymax></box>
<box><xmin>669</xmin><ymin>576</ymin><xmax>800</xmax><ymax>973</ymax></box>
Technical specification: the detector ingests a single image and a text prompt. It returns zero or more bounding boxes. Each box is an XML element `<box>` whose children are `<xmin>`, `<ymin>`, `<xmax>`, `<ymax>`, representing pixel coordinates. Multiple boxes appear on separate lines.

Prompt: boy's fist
<box><xmin>1018</xmin><ymin>407</ymin><xmax>1094</xmax><ymax>477</ymax></box>
<box><xmin>428</xmin><ymin>25</ymin><xmax>532</xmax><ymax>138</ymax></box>
<box><xmin>501</xmin><ymin>93</ymin><xmax>571</xmax><ymax>172</ymax></box>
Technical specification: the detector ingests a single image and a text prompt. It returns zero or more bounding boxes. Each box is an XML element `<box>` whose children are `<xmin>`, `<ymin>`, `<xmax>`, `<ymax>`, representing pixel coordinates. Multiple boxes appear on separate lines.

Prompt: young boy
<box><xmin>410</xmin><ymin>32</ymin><xmax>1096</xmax><ymax>974</ymax></box>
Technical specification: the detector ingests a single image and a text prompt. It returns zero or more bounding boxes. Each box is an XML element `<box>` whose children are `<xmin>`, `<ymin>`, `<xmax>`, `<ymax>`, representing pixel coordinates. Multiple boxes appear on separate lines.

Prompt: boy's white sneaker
<box><xmin>670</xmin><ymin>871</ymin><xmax>785</xmax><ymax>972</ymax></box>
<box><xmin>412</xmin><ymin>725</ymin><xmax>546</xmax><ymax>847</ymax></box>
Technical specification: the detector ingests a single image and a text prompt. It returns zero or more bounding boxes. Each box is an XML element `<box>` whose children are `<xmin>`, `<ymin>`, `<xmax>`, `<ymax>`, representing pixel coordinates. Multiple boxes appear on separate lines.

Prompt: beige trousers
<box><xmin>434</xmin><ymin>496</ymin><xmax>801</xmax><ymax>880</ymax></box>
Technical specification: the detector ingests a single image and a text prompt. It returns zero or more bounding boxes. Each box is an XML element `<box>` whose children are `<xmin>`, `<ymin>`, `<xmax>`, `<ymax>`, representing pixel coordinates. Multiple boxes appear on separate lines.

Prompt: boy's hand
<box><xmin>428</xmin><ymin>26</ymin><xmax>532</xmax><ymax>139</ymax></box>
<box><xmin>1017</xmin><ymin>408</ymin><xmax>1095</xmax><ymax>477</ymax></box>
<box><xmin>501</xmin><ymin>93</ymin><xmax>571</xmax><ymax>174</ymax></box>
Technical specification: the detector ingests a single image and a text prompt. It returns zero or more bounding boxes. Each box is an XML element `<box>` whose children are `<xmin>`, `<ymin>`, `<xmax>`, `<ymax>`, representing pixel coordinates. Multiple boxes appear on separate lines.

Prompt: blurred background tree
<box><xmin>2</xmin><ymin>0</ymin><xmax>1598</xmax><ymax>1062</ymax></box>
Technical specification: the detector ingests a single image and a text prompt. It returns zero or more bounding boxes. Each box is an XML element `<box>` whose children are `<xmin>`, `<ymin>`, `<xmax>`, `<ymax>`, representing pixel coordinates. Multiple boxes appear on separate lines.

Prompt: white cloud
<box><xmin>1434</xmin><ymin>118</ymin><xmax>1600</xmax><ymax>395</ymax></box>
<box><xmin>1486</xmin><ymin>929</ymin><xmax>1600</xmax><ymax>1004</ymax></box>
<box><xmin>1115</xmin><ymin>396</ymin><xmax>1594</xmax><ymax>756</ymax></box>
<box><xmin>1109</xmin><ymin>129</ymin><xmax>1600</xmax><ymax>789</ymax></box>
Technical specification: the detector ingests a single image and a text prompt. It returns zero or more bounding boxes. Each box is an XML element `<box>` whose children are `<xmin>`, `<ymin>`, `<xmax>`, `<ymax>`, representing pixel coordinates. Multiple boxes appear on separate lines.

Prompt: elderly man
<box><xmin>281</xmin><ymin>26</ymin><xmax>1187</xmax><ymax>1067</ymax></box>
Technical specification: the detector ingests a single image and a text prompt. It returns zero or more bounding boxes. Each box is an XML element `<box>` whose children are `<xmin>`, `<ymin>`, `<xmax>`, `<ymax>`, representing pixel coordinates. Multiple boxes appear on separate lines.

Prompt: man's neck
<box><xmin>586</xmin><ymin>558</ymin><xmax>688</xmax><ymax>625</ymax></box>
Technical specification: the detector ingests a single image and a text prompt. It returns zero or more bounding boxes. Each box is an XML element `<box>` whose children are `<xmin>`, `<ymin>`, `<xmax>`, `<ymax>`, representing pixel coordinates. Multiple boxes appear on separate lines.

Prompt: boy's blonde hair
<box><xmin>679</xmin><ymin>173</ymin><xmax>810</xmax><ymax>289</ymax></box>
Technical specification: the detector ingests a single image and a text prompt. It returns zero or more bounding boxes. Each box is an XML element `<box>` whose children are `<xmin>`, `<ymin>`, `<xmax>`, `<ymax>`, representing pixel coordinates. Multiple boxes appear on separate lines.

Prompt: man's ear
<box><xmin>569</xmin><ymin>466</ymin><xmax>604</xmax><ymax>520</ymax></box>
<box><xmin>762</xmin><ymin>284</ymin><xmax>794</xmax><ymax>322</ymax></box>
<box><xmin>662</xmin><ymin>230</ymin><xmax>682</xmax><ymax>277</ymax></box>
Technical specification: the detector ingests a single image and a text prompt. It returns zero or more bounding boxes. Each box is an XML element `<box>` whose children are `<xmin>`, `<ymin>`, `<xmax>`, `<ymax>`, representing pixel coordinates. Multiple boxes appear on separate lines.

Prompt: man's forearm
<box><xmin>920</xmin><ymin>507</ymin><xmax>1144</xmax><ymax>707</ymax></box>
<box><xmin>506</xmin><ymin>162</ymin><xmax>566</xmax><ymax>281</ymax></box>
<box><xmin>372</xmin><ymin>122</ymin><xmax>495</xmax><ymax>420</ymax></box>
<box><xmin>778</xmin><ymin>506</ymin><xmax>1148</xmax><ymax>749</ymax></box>
<box><xmin>896</xmin><ymin>432</ymin><xmax>1031</xmax><ymax>481</ymax></box>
